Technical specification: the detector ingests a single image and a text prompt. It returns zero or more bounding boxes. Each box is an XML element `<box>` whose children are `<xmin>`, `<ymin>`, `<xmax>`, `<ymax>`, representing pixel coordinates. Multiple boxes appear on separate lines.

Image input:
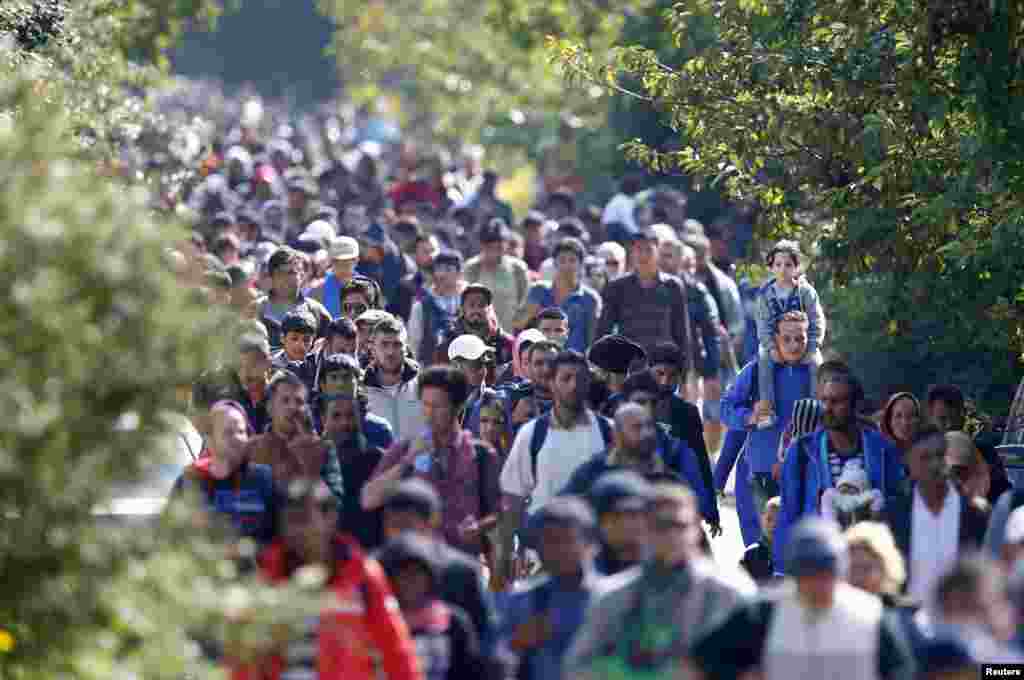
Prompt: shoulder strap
<box><xmin>596</xmin><ymin>414</ymin><xmax>613</xmax><ymax>448</ymax></box>
<box><xmin>796</xmin><ymin>435</ymin><xmax>810</xmax><ymax>515</ymax></box>
<box><xmin>474</xmin><ymin>442</ymin><xmax>493</xmax><ymax>516</ymax></box>
<box><xmin>529</xmin><ymin>415</ymin><xmax>551</xmax><ymax>480</ymax></box>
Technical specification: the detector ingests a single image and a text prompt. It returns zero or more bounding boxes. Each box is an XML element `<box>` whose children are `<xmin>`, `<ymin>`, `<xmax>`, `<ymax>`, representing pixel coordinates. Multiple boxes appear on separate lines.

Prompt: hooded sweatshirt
<box><xmin>365</xmin><ymin>359</ymin><xmax>425</xmax><ymax>442</ymax></box>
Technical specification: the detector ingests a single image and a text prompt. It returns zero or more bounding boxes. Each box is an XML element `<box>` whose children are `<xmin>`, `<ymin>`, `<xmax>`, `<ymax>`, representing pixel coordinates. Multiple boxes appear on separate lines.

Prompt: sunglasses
<box><xmin>343</xmin><ymin>302</ymin><xmax>368</xmax><ymax>317</ymax></box>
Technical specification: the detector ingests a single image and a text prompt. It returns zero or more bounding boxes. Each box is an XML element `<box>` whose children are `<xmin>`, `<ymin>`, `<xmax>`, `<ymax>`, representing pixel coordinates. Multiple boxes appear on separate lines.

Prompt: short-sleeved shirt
<box><xmin>526</xmin><ymin>282</ymin><xmax>602</xmax><ymax>353</ymax></box>
<box><xmin>500</xmin><ymin>410</ymin><xmax>607</xmax><ymax>513</ymax></box>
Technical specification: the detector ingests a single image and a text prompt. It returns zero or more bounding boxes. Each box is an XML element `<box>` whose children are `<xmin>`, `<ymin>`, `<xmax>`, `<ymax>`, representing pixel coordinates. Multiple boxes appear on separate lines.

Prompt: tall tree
<box><xmin>553</xmin><ymin>0</ymin><xmax>1024</xmax><ymax>405</ymax></box>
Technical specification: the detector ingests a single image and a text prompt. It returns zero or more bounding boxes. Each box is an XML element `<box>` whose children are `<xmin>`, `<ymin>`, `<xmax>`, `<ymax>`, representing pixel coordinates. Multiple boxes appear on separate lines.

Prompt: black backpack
<box><xmin>528</xmin><ymin>412</ymin><xmax>613</xmax><ymax>480</ymax></box>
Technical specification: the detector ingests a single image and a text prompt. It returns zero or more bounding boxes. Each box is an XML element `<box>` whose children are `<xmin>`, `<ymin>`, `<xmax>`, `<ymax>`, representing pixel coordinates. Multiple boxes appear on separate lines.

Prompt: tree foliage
<box><xmin>318</xmin><ymin>0</ymin><xmax>635</xmax><ymax>145</ymax></box>
<box><xmin>554</xmin><ymin>0</ymin><xmax>1024</xmax><ymax>406</ymax></box>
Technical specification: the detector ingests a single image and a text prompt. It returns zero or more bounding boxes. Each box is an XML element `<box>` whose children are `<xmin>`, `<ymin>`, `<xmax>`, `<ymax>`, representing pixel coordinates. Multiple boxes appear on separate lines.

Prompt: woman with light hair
<box><xmin>846</xmin><ymin>521</ymin><xmax>908</xmax><ymax>602</ymax></box>
<box><xmin>596</xmin><ymin>241</ymin><xmax>626</xmax><ymax>280</ymax></box>
<box><xmin>946</xmin><ymin>430</ymin><xmax>991</xmax><ymax>504</ymax></box>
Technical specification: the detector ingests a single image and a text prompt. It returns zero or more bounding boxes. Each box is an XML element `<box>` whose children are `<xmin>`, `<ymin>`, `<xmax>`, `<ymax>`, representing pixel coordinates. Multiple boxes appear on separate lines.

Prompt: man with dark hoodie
<box><xmin>321</xmin><ymin>369</ymin><xmax>389</xmax><ymax>550</ymax></box>
<box><xmin>378</xmin><ymin>533</ymin><xmax>486</xmax><ymax>680</ymax></box>
<box><xmin>230</xmin><ymin>480</ymin><xmax>422</xmax><ymax>680</ymax></box>
<box><xmin>375</xmin><ymin>479</ymin><xmax>499</xmax><ymax>657</ymax></box>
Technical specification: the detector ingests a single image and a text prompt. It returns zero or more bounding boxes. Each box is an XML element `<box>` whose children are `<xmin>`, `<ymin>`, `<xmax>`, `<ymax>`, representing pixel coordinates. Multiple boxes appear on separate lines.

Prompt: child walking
<box><xmin>756</xmin><ymin>241</ymin><xmax>826</xmax><ymax>428</ymax></box>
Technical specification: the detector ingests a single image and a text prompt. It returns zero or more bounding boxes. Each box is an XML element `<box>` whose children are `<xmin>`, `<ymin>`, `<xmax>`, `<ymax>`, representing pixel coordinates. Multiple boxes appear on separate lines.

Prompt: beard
<box><xmin>822</xmin><ymin>412</ymin><xmax>852</xmax><ymax>430</ymax></box>
<box><xmin>628</xmin><ymin>435</ymin><xmax>658</xmax><ymax>461</ymax></box>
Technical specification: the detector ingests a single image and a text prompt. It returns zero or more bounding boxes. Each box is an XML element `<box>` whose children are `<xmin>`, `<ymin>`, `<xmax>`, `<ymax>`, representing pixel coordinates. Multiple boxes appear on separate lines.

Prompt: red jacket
<box><xmin>232</xmin><ymin>534</ymin><xmax>422</xmax><ymax>680</ymax></box>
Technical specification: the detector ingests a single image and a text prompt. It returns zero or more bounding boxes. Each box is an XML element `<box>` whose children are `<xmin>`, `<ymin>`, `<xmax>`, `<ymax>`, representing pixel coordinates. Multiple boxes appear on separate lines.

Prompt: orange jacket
<box><xmin>232</xmin><ymin>534</ymin><xmax>422</xmax><ymax>680</ymax></box>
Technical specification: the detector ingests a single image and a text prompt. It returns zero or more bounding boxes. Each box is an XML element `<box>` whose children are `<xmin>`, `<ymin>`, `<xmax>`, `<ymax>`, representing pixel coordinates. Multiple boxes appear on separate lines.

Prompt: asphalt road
<box><xmin>709</xmin><ymin>495</ymin><xmax>746</xmax><ymax>569</ymax></box>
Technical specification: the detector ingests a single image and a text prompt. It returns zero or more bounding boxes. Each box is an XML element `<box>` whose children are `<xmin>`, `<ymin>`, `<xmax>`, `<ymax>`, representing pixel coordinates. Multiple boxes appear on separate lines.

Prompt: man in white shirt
<box><xmin>497</xmin><ymin>349</ymin><xmax>612</xmax><ymax>581</ymax></box>
<box><xmin>601</xmin><ymin>174</ymin><xmax>643</xmax><ymax>234</ymax></box>
<box><xmin>883</xmin><ymin>427</ymin><xmax>989</xmax><ymax>605</ymax></box>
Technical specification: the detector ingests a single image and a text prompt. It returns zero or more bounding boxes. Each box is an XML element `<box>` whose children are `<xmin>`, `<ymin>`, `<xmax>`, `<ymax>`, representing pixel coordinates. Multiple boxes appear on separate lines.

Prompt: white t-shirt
<box><xmin>908</xmin><ymin>483</ymin><xmax>960</xmax><ymax>605</ymax></box>
<box><xmin>602</xmin><ymin>193</ymin><xmax>637</xmax><ymax>231</ymax></box>
<box><xmin>500</xmin><ymin>410</ymin><xmax>607</xmax><ymax>513</ymax></box>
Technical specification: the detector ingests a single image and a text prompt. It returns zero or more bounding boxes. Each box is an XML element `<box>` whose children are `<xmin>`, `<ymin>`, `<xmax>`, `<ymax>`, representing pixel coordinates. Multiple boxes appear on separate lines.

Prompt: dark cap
<box><xmin>382</xmin><ymin>478</ymin><xmax>441</xmax><ymax>519</ymax></box>
<box><xmin>588</xmin><ymin>334</ymin><xmax>647</xmax><ymax>374</ymax></box>
<box><xmin>433</xmin><ymin>249</ymin><xmax>464</xmax><ymax>270</ymax></box>
<box><xmin>785</xmin><ymin>517</ymin><xmax>847</xmax><ymax>577</ymax></box>
<box><xmin>590</xmin><ymin>471</ymin><xmax>653</xmax><ymax>516</ymax></box>
<box><xmin>648</xmin><ymin>342</ymin><xmax>683</xmax><ymax>369</ymax></box>
<box><xmin>462</xmin><ymin>283</ymin><xmax>493</xmax><ymax>306</ymax></box>
<box><xmin>479</xmin><ymin>219</ymin><xmax>509</xmax><ymax>244</ymax></box>
<box><xmin>376</xmin><ymin>533</ymin><xmax>439</xmax><ymax>587</ymax></box>
<box><xmin>280</xmin><ymin>310</ymin><xmax>317</xmax><ymax>336</ymax></box>
<box><xmin>320</xmin><ymin>352</ymin><xmax>363</xmax><ymax>378</ymax></box>
<box><xmin>622</xmin><ymin>369</ymin><xmax>661</xmax><ymax>399</ymax></box>
<box><xmin>528</xmin><ymin>496</ymin><xmax>597</xmax><ymax>538</ymax></box>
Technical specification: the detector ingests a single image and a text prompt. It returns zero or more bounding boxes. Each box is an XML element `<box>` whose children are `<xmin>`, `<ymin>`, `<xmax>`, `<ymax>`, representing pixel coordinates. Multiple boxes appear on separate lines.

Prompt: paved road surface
<box><xmin>709</xmin><ymin>496</ymin><xmax>746</xmax><ymax>568</ymax></box>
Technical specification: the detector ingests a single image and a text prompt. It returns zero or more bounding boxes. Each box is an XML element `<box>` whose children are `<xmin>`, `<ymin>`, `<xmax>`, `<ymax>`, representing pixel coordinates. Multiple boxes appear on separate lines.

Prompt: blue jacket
<box><xmin>526</xmin><ymin>282</ymin><xmax>601</xmax><ymax>353</ymax></box>
<box><xmin>721</xmin><ymin>360</ymin><xmax>813</xmax><ymax>473</ymax></box>
<box><xmin>775</xmin><ymin>427</ymin><xmax>905</xmax><ymax>572</ymax></box>
<box><xmin>560</xmin><ymin>431</ymin><xmax>718</xmax><ymax>525</ymax></box>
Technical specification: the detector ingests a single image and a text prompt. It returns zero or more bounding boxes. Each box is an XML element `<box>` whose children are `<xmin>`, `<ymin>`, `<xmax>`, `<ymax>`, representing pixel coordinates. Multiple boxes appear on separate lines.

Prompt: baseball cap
<box><xmin>304</xmin><ymin>219</ymin><xmax>337</xmax><ymax>244</ymax></box>
<box><xmin>461</xmin><ymin>283</ymin><xmax>493</xmax><ymax>306</ymax></box>
<box><xmin>382</xmin><ymin>478</ymin><xmax>442</xmax><ymax>518</ymax></box>
<box><xmin>528</xmin><ymin>496</ymin><xmax>597</xmax><ymax>537</ymax></box>
<box><xmin>329</xmin><ymin>236</ymin><xmax>360</xmax><ymax>261</ymax></box>
<box><xmin>785</xmin><ymin>517</ymin><xmax>848</xmax><ymax>577</ymax></box>
<box><xmin>355</xmin><ymin>309</ymin><xmax>392</xmax><ymax>328</ymax></box>
<box><xmin>448</xmin><ymin>334</ymin><xmax>494</xmax><ymax>362</ymax></box>
<box><xmin>517</xmin><ymin>328</ymin><xmax>547</xmax><ymax>349</ymax></box>
<box><xmin>590</xmin><ymin>471</ymin><xmax>653</xmax><ymax>516</ymax></box>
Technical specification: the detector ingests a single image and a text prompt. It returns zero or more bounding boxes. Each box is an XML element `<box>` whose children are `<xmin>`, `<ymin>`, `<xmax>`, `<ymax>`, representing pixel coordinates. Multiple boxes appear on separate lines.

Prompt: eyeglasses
<box><xmin>605</xmin><ymin>259</ymin><xmax>621</xmax><ymax>267</ymax></box>
<box><xmin>433</xmin><ymin>264</ymin><xmax>458</xmax><ymax>274</ymax></box>
<box><xmin>343</xmin><ymin>302</ymin><xmax>368</xmax><ymax>317</ymax></box>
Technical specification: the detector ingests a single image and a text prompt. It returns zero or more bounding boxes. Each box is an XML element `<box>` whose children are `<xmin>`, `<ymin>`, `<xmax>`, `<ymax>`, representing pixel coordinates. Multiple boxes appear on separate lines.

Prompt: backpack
<box><xmin>528</xmin><ymin>412</ymin><xmax>613</xmax><ymax>480</ymax></box>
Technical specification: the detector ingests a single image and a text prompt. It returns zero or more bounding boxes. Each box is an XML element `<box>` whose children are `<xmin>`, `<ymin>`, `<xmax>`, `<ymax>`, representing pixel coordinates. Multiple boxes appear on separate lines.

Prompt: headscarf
<box><xmin>880</xmin><ymin>392</ymin><xmax>921</xmax><ymax>449</ymax></box>
<box><xmin>512</xmin><ymin>329</ymin><xmax>545</xmax><ymax>379</ymax></box>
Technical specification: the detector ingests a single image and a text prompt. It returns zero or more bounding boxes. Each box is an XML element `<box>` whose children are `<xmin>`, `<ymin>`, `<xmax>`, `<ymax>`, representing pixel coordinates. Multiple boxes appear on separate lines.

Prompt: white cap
<box><xmin>517</xmin><ymin>328</ymin><xmax>547</xmax><ymax>347</ymax></box>
<box><xmin>448</xmin><ymin>334</ymin><xmax>494</xmax><ymax>361</ymax></box>
<box><xmin>329</xmin><ymin>236</ymin><xmax>360</xmax><ymax>261</ymax></box>
<box><xmin>1007</xmin><ymin>506</ymin><xmax>1024</xmax><ymax>546</ymax></box>
<box><xmin>304</xmin><ymin>219</ymin><xmax>337</xmax><ymax>244</ymax></box>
